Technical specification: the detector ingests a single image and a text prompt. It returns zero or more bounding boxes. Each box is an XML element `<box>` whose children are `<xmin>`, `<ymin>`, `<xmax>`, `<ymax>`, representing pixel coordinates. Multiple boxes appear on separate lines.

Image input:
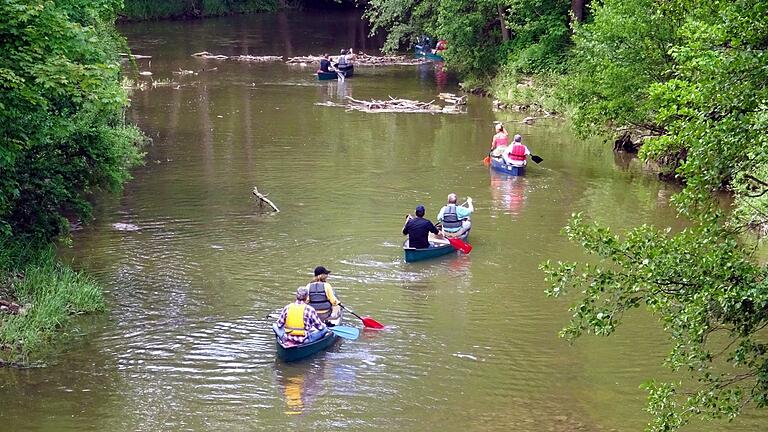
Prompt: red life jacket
<box><xmin>509</xmin><ymin>144</ymin><xmax>527</xmax><ymax>161</ymax></box>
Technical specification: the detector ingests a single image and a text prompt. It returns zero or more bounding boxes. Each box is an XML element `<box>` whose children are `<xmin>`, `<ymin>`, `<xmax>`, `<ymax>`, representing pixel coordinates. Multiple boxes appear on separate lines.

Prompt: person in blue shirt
<box><xmin>437</xmin><ymin>193</ymin><xmax>473</xmax><ymax>237</ymax></box>
<box><xmin>403</xmin><ymin>204</ymin><xmax>441</xmax><ymax>249</ymax></box>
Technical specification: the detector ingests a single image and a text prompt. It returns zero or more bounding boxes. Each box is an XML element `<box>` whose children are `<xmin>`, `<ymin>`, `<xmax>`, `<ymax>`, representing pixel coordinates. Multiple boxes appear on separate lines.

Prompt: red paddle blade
<box><xmin>448</xmin><ymin>238</ymin><xmax>473</xmax><ymax>254</ymax></box>
<box><xmin>362</xmin><ymin>316</ymin><xmax>385</xmax><ymax>329</ymax></box>
<box><xmin>482</xmin><ymin>156</ymin><xmax>490</xmax><ymax>166</ymax></box>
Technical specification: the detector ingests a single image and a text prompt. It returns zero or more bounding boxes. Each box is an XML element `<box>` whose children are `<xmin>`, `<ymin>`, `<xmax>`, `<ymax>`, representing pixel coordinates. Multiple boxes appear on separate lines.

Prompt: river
<box><xmin>0</xmin><ymin>10</ymin><xmax>764</xmax><ymax>432</ymax></box>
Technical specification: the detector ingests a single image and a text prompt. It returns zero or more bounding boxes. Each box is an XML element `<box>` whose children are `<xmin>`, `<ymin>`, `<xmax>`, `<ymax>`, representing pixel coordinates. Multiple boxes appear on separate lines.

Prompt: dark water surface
<box><xmin>1</xmin><ymin>11</ymin><xmax>765</xmax><ymax>432</ymax></box>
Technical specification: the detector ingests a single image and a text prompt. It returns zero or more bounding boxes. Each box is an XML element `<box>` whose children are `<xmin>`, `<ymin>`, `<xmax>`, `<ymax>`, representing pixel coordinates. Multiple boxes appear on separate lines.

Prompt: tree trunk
<box><xmin>571</xmin><ymin>0</ymin><xmax>586</xmax><ymax>22</ymax></box>
<box><xmin>497</xmin><ymin>5</ymin><xmax>510</xmax><ymax>42</ymax></box>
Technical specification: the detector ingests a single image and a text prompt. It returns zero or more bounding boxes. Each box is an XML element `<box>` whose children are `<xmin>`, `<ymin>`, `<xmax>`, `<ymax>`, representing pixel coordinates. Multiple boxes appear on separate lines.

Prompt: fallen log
<box><xmin>252</xmin><ymin>187</ymin><xmax>280</xmax><ymax>212</ymax></box>
<box><xmin>119</xmin><ymin>53</ymin><xmax>152</xmax><ymax>59</ymax></box>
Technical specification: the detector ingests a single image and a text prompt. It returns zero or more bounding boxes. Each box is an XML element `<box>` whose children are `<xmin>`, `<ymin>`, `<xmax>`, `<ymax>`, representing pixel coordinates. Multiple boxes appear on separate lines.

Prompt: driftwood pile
<box><xmin>338</xmin><ymin>96</ymin><xmax>466</xmax><ymax>114</ymax></box>
<box><xmin>438</xmin><ymin>93</ymin><xmax>467</xmax><ymax>105</ymax></box>
<box><xmin>191</xmin><ymin>52</ymin><xmax>284</xmax><ymax>63</ymax></box>
<box><xmin>190</xmin><ymin>51</ymin><xmax>429</xmax><ymax>66</ymax></box>
<box><xmin>286</xmin><ymin>53</ymin><xmax>427</xmax><ymax>66</ymax></box>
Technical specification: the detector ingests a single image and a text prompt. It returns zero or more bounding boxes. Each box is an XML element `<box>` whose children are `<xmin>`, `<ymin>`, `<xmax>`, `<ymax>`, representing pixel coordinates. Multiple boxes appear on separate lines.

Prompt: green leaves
<box><xmin>546</xmin><ymin>212</ymin><xmax>768</xmax><ymax>430</ymax></box>
<box><xmin>0</xmin><ymin>0</ymin><xmax>144</xmax><ymax>242</ymax></box>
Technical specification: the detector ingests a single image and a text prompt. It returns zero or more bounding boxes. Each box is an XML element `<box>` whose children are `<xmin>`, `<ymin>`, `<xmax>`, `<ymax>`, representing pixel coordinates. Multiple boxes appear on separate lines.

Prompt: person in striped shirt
<box><xmin>273</xmin><ymin>287</ymin><xmax>328</xmax><ymax>345</ymax></box>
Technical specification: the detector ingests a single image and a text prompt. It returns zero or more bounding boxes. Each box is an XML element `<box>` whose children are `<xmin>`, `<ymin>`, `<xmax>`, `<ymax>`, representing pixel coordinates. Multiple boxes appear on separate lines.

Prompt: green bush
<box><xmin>120</xmin><ymin>0</ymin><xmax>278</xmax><ymax>20</ymax></box>
<box><xmin>0</xmin><ymin>0</ymin><xmax>145</xmax><ymax>243</ymax></box>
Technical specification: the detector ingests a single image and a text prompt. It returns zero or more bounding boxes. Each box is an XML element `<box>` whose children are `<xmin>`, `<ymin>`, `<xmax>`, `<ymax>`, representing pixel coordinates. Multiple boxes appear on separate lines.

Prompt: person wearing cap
<box><xmin>305</xmin><ymin>266</ymin><xmax>341</xmax><ymax>322</ymax></box>
<box><xmin>490</xmin><ymin>123</ymin><xmax>510</xmax><ymax>157</ymax></box>
<box><xmin>402</xmin><ymin>204</ymin><xmax>441</xmax><ymax>249</ymax></box>
<box><xmin>273</xmin><ymin>287</ymin><xmax>328</xmax><ymax>345</ymax></box>
<box><xmin>437</xmin><ymin>193</ymin><xmax>473</xmax><ymax>238</ymax></box>
<box><xmin>502</xmin><ymin>134</ymin><xmax>531</xmax><ymax>167</ymax></box>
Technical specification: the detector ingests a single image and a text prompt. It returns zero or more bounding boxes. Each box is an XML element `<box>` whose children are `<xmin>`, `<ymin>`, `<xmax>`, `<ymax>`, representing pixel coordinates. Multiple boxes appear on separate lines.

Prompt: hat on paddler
<box><xmin>314</xmin><ymin>266</ymin><xmax>331</xmax><ymax>276</ymax></box>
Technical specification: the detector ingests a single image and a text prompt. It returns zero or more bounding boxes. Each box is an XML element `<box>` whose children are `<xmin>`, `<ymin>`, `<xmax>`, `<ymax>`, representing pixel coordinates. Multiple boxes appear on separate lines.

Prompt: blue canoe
<box><xmin>317</xmin><ymin>64</ymin><xmax>354</xmax><ymax>80</ymax></box>
<box><xmin>403</xmin><ymin>231</ymin><xmax>469</xmax><ymax>263</ymax></box>
<box><xmin>275</xmin><ymin>315</ymin><xmax>343</xmax><ymax>362</ymax></box>
<box><xmin>414</xmin><ymin>46</ymin><xmax>444</xmax><ymax>62</ymax></box>
<box><xmin>490</xmin><ymin>157</ymin><xmax>526</xmax><ymax>176</ymax></box>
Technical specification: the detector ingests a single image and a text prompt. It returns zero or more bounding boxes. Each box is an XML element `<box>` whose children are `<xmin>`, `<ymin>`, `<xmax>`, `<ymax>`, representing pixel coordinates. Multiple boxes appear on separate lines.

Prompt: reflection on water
<box><xmin>490</xmin><ymin>171</ymin><xmax>529</xmax><ymax>217</ymax></box>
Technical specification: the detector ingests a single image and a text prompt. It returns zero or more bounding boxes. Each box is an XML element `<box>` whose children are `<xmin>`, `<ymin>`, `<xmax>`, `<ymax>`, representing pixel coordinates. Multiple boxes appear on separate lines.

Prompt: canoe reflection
<box><xmin>275</xmin><ymin>362</ymin><xmax>326</xmax><ymax>415</ymax></box>
<box><xmin>490</xmin><ymin>171</ymin><xmax>529</xmax><ymax>216</ymax></box>
<box><xmin>274</xmin><ymin>352</ymin><xmax>357</xmax><ymax>415</ymax></box>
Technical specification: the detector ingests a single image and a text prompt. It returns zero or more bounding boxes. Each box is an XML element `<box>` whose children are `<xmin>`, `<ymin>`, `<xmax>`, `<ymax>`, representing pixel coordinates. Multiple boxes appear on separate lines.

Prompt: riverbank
<box><xmin>1</xmin><ymin>1</ymin><xmax>143</xmax><ymax>365</ymax></box>
<box><xmin>1</xmin><ymin>244</ymin><xmax>103</xmax><ymax>365</ymax></box>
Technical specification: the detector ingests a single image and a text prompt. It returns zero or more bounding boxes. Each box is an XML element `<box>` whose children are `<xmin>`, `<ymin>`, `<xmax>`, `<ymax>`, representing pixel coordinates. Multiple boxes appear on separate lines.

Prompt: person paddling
<box><xmin>403</xmin><ymin>204</ymin><xmax>442</xmax><ymax>249</ymax></box>
<box><xmin>502</xmin><ymin>134</ymin><xmax>532</xmax><ymax>166</ymax></box>
<box><xmin>273</xmin><ymin>287</ymin><xmax>328</xmax><ymax>345</ymax></box>
<box><xmin>437</xmin><ymin>193</ymin><xmax>473</xmax><ymax>238</ymax></box>
<box><xmin>318</xmin><ymin>53</ymin><xmax>333</xmax><ymax>73</ymax></box>
<box><xmin>305</xmin><ymin>266</ymin><xmax>341</xmax><ymax>322</ymax></box>
<box><xmin>490</xmin><ymin>123</ymin><xmax>510</xmax><ymax>157</ymax></box>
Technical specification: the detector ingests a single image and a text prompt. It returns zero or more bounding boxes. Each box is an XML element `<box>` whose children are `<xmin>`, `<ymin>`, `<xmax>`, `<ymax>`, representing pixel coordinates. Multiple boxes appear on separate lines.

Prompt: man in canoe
<box><xmin>502</xmin><ymin>134</ymin><xmax>532</xmax><ymax>167</ymax></box>
<box><xmin>273</xmin><ymin>287</ymin><xmax>328</xmax><ymax>345</ymax></box>
<box><xmin>403</xmin><ymin>204</ymin><xmax>441</xmax><ymax>249</ymax></box>
<box><xmin>318</xmin><ymin>53</ymin><xmax>333</xmax><ymax>73</ymax></box>
<box><xmin>437</xmin><ymin>194</ymin><xmax>474</xmax><ymax>238</ymax></box>
<box><xmin>305</xmin><ymin>266</ymin><xmax>341</xmax><ymax>322</ymax></box>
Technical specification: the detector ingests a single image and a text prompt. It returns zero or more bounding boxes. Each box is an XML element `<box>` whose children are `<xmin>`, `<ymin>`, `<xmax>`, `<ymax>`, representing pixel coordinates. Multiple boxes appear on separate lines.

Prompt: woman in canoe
<box><xmin>490</xmin><ymin>123</ymin><xmax>510</xmax><ymax>157</ymax></box>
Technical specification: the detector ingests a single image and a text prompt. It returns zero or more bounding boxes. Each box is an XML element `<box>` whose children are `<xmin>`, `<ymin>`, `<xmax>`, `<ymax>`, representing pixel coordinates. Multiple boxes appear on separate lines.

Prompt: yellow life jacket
<box><xmin>285</xmin><ymin>303</ymin><xmax>307</xmax><ymax>336</ymax></box>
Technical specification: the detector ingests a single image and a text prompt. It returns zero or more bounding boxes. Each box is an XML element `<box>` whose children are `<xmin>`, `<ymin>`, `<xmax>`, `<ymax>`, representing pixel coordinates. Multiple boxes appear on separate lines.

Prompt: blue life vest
<box><xmin>442</xmin><ymin>205</ymin><xmax>462</xmax><ymax>230</ymax></box>
<box><xmin>308</xmin><ymin>282</ymin><xmax>332</xmax><ymax>312</ymax></box>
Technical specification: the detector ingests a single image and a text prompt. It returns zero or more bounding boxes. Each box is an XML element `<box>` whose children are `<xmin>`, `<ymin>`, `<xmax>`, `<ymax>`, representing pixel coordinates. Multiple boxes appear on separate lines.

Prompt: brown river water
<box><xmin>1</xmin><ymin>10</ymin><xmax>765</xmax><ymax>432</ymax></box>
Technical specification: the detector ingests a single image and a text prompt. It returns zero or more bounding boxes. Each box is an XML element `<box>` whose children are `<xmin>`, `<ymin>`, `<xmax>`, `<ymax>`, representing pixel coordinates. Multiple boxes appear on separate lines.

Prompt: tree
<box><xmin>545</xmin><ymin>1</ymin><xmax>768</xmax><ymax>430</ymax></box>
<box><xmin>0</xmin><ymin>0</ymin><xmax>144</xmax><ymax>242</ymax></box>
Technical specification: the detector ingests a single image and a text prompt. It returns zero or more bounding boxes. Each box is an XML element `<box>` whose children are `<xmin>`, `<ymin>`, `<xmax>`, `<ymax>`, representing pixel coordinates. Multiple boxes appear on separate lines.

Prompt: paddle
<box><xmin>340</xmin><ymin>304</ymin><xmax>384</xmax><ymax>329</ymax></box>
<box><xmin>447</xmin><ymin>237</ymin><xmax>473</xmax><ymax>254</ymax></box>
<box><xmin>483</xmin><ymin>153</ymin><xmax>491</xmax><ymax>166</ymax></box>
<box><xmin>531</xmin><ymin>154</ymin><xmax>543</xmax><ymax>164</ymax></box>
<box><xmin>329</xmin><ymin>325</ymin><xmax>359</xmax><ymax>340</ymax></box>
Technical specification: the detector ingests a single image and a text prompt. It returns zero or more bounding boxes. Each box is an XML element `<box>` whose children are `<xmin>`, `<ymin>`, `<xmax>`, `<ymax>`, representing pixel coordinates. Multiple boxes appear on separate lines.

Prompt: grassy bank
<box><xmin>489</xmin><ymin>71</ymin><xmax>565</xmax><ymax>116</ymax></box>
<box><xmin>0</xmin><ymin>244</ymin><xmax>103</xmax><ymax>364</ymax></box>
<box><xmin>120</xmin><ymin>0</ymin><xmax>279</xmax><ymax>20</ymax></box>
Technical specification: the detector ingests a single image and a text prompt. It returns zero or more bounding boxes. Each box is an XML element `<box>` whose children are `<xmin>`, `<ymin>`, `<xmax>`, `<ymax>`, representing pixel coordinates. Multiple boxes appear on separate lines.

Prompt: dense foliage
<box><xmin>365</xmin><ymin>0</ymin><xmax>768</xmax><ymax>430</ymax></box>
<box><xmin>366</xmin><ymin>0</ymin><xmax>572</xmax><ymax>77</ymax></box>
<box><xmin>1</xmin><ymin>0</ymin><xmax>140</xmax><ymax>361</ymax></box>
<box><xmin>0</xmin><ymin>0</ymin><xmax>144</xmax><ymax>243</ymax></box>
<box><xmin>121</xmin><ymin>0</ymin><xmax>278</xmax><ymax>20</ymax></box>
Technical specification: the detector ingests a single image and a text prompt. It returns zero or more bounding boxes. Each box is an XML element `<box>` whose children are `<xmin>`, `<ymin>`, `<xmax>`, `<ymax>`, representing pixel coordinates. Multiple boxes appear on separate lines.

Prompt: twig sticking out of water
<box><xmin>252</xmin><ymin>187</ymin><xmax>280</xmax><ymax>212</ymax></box>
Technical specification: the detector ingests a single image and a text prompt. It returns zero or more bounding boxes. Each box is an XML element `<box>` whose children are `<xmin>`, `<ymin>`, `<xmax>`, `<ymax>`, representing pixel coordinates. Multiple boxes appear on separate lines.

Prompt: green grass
<box><xmin>0</xmin><ymin>243</ymin><xmax>103</xmax><ymax>364</ymax></box>
<box><xmin>490</xmin><ymin>70</ymin><xmax>567</xmax><ymax>116</ymax></box>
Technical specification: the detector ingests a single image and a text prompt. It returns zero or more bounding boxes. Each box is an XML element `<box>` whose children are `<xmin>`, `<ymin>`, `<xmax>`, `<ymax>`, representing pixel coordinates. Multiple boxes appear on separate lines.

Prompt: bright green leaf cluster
<box><xmin>0</xmin><ymin>0</ymin><xmax>145</xmax><ymax>243</ymax></box>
